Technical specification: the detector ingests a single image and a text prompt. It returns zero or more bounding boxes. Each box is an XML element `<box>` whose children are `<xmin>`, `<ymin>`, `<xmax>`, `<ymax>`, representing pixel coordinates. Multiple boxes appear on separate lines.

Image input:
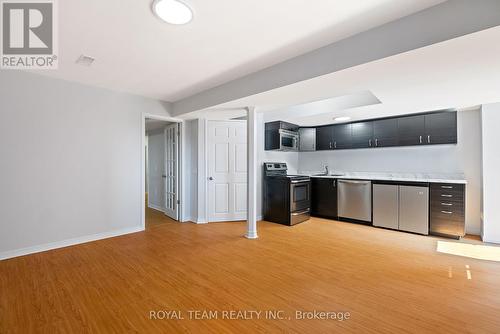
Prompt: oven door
<box><xmin>279</xmin><ymin>130</ymin><xmax>298</xmax><ymax>151</ymax></box>
<box><xmin>290</xmin><ymin>180</ymin><xmax>310</xmax><ymax>212</ymax></box>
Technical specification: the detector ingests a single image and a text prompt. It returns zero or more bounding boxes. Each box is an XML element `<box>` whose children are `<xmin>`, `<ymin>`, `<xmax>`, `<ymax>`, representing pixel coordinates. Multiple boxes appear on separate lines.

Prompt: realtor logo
<box><xmin>1</xmin><ymin>0</ymin><xmax>58</xmax><ymax>69</ymax></box>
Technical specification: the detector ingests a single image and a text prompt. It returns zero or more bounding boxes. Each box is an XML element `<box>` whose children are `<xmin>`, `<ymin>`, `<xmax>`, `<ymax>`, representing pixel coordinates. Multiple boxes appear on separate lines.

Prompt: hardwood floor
<box><xmin>1</xmin><ymin>212</ymin><xmax>500</xmax><ymax>333</ymax></box>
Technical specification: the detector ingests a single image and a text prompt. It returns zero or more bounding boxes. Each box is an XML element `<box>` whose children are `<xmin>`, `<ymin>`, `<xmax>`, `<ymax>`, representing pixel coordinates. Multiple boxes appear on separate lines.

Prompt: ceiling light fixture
<box><xmin>152</xmin><ymin>0</ymin><xmax>193</xmax><ymax>25</ymax></box>
<box><xmin>334</xmin><ymin>116</ymin><xmax>351</xmax><ymax>122</ymax></box>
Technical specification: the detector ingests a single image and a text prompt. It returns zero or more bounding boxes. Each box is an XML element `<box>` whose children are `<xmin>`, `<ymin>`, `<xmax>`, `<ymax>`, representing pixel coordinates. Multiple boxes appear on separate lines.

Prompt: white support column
<box><xmin>246</xmin><ymin>106</ymin><xmax>258</xmax><ymax>239</ymax></box>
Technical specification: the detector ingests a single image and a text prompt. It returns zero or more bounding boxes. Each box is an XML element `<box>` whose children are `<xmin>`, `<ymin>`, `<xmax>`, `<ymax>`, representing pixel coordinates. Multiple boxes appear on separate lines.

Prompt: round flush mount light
<box><xmin>334</xmin><ymin>116</ymin><xmax>351</xmax><ymax>122</ymax></box>
<box><xmin>152</xmin><ymin>0</ymin><xmax>193</xmax><ymax>25</ymax></box>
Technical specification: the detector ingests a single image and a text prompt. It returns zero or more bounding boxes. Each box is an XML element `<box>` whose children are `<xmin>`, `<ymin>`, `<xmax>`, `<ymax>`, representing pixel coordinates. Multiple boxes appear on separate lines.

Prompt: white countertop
<box><xmin>298</xmin><ymin>171</ymin><xmax>467</xmax><ymax>184</ymax></box>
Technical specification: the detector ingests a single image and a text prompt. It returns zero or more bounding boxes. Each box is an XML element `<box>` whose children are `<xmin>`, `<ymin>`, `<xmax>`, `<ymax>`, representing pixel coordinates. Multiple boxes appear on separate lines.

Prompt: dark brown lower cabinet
<box><xmin>311</xmin><ymin>178</ymin><xmax>338</xmax><ymax>219</ymax></box>
<box><xmin>430</xmin><ymin>183</ymin><xmax>466</xmax><ymax>239</ymax></box>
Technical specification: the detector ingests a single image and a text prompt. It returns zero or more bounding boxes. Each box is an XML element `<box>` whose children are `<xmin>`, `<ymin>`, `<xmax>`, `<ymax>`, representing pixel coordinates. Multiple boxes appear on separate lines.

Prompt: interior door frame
<box><xmin>142</xmin><ymin>113</ymin><xmax>185</xmax><ymax>230</ymax></box>
<box><xmin>205</xmin><ymin>120</ymin><xmax>247</xmax><ymax>223</ymax></box>
<box><xmin>164</xmin><ymin>123</ymin><xmax>179</xmax><ymax>220</ymax></box>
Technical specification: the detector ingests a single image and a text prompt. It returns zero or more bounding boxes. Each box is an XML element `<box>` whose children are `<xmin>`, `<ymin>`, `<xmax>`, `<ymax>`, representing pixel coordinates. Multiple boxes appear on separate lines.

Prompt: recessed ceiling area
<box><xmin>263</xmin><ymin>91</ymin><xmax>381</xmax><ymax>126</ymax></box>
<box><xmin>198</xmin><ymin>25</ymin><xmax>500</xmax><ymax>125</ymax></box>
<box><xmin>34</xmin><ymin>0</ymin><xmax>444</xmax><ymax>102</ymax></box>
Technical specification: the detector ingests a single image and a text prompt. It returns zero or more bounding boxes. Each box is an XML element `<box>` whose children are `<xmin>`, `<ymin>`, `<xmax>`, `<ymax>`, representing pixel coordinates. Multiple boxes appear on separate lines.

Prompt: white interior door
<box><xmin>164</xmin><ymin>123</ymin><xmax>178</xmax><ymax>220</ymax></box>
<box><xmin>207</xmin><ymin>121</ymin><xmax>247</xmax><ymax>222</ymax></box>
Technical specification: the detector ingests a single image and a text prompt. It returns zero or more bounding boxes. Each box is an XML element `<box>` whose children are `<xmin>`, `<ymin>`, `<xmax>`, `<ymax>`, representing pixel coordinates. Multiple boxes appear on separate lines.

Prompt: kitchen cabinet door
<box><xmin>316</xmin><ymin>125</ymin><xmax>334</xmax><ymax>150</ymax></box>
<box><xmin>399</xmin><ymin>186</ymin><xmax>429</xmax><ymax>235</ymax></box>
<box><xmin>373</xmin><ymin>118</ymin><xmax>399</xmax><ymax>147</ymax></box>
<box><xmin>373</xmin><ymin>184</ymin><xmax>399</xmax><ymax>230</ymax></box>
<box><xmin>398</xmin><ymin>115</ymin><xmax>425</xmax><ymax>146</ymax></box>
<box><xmin>311</xmin><ymin>178</ymin><xmax>338</xmax><ymax>219</ymax></box>
<box><xmin>332</xmin><ymin>123</ymin><xmax>352</xmax><ymax>149</ymax></box>
<box><xmin>424</xmin><ymin>112</ymin><xmax>457</xmax><ymax>145</ymax></box>
<box><xmin>351</xmin><ymin>121</ymin><xmax>374</xmax><ymax>149</ymax></box>
<box><xmin>299</xmin><ymin>128</ymin><xmax>316</xmax><ymax>151</ymax></box>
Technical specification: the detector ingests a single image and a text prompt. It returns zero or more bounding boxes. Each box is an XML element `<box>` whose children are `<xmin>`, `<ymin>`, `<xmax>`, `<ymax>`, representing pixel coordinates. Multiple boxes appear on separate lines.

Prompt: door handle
<box><xmin>369</xmin><ymin>139</ymin><xmax>372</xmax><ymax>147</ymax></box>
<box><xmin>419</xmin><ymin>135</ymin><xmax>422</xmax><ymax>144</ymax></box>
<box><xmin>208</xmin><ymin>177</ymin><xmax>214</xmax><ymax>181</ymax></box>
<box><xmin>427</xmin><ymin>135</ymin><xmax>431</xmax><ymax>143</ymax></box>
<box><xmin>375</xmin><ymin>139</ymin><xmax>378</xmax><ymax>147</ymax></box>
<box><xmin>291</xmin><ymin>209</ymin><xmax>310</xmax><ymax>216</ymax></box>
<box><xmin>441</xmin><ymin>211</ymin><xmax>453</xmax><ymax>214</ymax></box>
<box><xmin>338</xmin><ymin>180</ymin><xmax>370</xmax><ymax>185</ymax></box>
<box><xmin>334</xmin><ymin>141</ymin><xmax>337</xmax><ymax>149</ymax></box>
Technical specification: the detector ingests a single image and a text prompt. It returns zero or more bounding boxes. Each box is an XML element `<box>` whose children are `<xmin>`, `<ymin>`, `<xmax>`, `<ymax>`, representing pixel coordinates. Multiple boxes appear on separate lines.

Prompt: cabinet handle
<box><xmin>329</xmin><ymin>142</ymin><xmax>332</xmax><ymax>149</ymax></box>
<box><xmin>369</xmin><ymin>139</ymin><xmax>372</xmax><ymax>147</ymax></box>
<box><xmin>334</xmin><ymin>141</ymin><xmax>337</xmax><ymax>149</ymax></box>
<box><xmin>428</xmin><ymin>135</ymin><xmax>431</xmax><ymax>143</ymax></box>
<box><xmin>441</xmin><ymin>211</ymin><xmax>453</xmax><ymax>214</ymax></box>
<box><xmin>375</xmin><ymin>139</ymin><xmax>378</xmax><ymax>147</ymax></box>
<box><xmin>441</xmin><ymin>202</ymin><xmax>453</xmax><ymax>206</ymax></box>
<box><xmin>333</xmin><ymin>180</ymin><xmax>336</xmax><ymax>187</ymax></box>
<box><xmin>441</xmin><ymin>185</ymin><xmax>453</xmax><ymax>189</ymax></box>
<box><xmin>441</xmin><ymin>194</ymin><xmax>453</xmax><ymax>198</ymax></box>
<box><xmin>419</xmin><ymin>135</ymin><xmax>422</xmax><ymax>144</ymax></box>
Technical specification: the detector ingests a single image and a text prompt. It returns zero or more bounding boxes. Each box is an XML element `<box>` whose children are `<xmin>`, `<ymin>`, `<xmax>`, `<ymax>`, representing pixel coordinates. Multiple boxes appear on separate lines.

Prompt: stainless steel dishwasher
<box><xmin>338</xmin><ymin>179</ymin><xmax>372</xmax><ymax>222</ymax></box>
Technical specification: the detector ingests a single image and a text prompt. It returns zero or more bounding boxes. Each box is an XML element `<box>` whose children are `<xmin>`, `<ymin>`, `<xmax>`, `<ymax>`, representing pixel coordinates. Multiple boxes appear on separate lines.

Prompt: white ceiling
<box><xmin>201</xmin><ymin>25</ymin><xmax>500</xmax><ymax>125</ymax></box>
<box><xmin>36</xmin><ymin>0</ymin><xmax>444</xmax><ymax>102</ymax></box>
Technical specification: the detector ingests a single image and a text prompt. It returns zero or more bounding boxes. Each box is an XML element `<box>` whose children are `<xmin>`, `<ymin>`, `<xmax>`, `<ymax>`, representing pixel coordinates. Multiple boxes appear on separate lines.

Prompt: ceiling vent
<box><xmin>76</xmin><ymin>55</ymin><xmax>95</xmax><ymax>66</ymax></box>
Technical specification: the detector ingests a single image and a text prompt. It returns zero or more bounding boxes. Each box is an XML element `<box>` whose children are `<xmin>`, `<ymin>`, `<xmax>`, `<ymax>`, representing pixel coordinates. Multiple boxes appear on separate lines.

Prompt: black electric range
<box><xmin>263</xmin><ymin>163</ymin><xmax>311</xmax><ymax>225</ymax></box>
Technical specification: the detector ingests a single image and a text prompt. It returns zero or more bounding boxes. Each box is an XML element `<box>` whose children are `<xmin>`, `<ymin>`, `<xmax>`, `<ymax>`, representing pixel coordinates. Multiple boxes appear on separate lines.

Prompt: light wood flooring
<box><xmin>1</xmin><ymin>209</ymin><xmax>500</xmax><ymax>333</ymax></box>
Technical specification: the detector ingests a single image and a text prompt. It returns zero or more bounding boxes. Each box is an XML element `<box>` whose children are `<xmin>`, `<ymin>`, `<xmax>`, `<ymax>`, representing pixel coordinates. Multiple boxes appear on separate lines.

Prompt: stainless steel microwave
<box><xmin>278</xmin><ymin>129</ymin><xmax>299</xmax><ymax>151</ymax></box>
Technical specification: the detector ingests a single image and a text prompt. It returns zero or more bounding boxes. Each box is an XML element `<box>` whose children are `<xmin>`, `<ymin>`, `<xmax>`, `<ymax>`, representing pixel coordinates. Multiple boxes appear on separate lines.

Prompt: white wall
<box><xmin>0</xmin><ymin>71</ymin><xmax>171</xmax><ymax>259</ymax></box>
<box><xmin>147</xmin><ymin>130</ymin><xmax>165</xmax><ymax>210</ymax></box>
<box><xmin>481</xmin><ymin>103</ymin><xmax>500</xmax><ymax>243</ymax></box>
<box><xmin>298</xmin><ymin>108</ymin><xmax>482</xmax><ymax>235</ymax></box>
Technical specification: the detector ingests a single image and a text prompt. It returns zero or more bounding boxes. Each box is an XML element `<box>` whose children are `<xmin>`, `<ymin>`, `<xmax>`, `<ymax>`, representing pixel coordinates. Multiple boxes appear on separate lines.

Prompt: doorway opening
<box><xmin>143</xmin><ymin>115</ymin><xmax>182</xmax><ymax>229</ymax></box>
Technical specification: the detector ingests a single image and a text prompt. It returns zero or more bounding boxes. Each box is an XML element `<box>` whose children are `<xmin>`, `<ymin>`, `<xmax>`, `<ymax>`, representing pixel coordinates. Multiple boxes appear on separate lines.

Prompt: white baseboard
<box><xmin>148</xmin><ymin>204</ymin><xmax>165</xmax><ymax>212</ymax></box>
<box><xmin>0</xmin><ymin>226</ymin><xmax>144</xmax><ymax>261</ymax></box>
<box><xmin>482</xmin><ymin>237</ymin><xmax>500</xmax><ymax>244</ymax></box>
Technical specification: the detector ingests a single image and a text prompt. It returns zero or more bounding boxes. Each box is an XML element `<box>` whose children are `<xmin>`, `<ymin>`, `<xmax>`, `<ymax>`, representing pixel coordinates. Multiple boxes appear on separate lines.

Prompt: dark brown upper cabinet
<box><xmin>424</xmin><ymin>112</ymin><xmax>457</xmax><ymax>145</ymax></box>
<box><xmin>268</xmin><ymin>110</ymin><xmax>457</xmax><ymax>152</ymax></box>
<box><xmin>373</xmin><ymin>118</ymin><xmax>399</xmax><ymax>147</ymax></box>
<box><xmin>351</xmin><ymin>121</ymin><xmax>374</xmax><ymax>149</ymax></box>
<box><xmin>332</xmin><ymin>123</ymin><xmax>352</xmax><ymax>150</ymax></box>
<box><xmin>316</xmin><ymin>125</ymin><xmax>335</xmax><ymax>150</ymax></box>
<box><xmin>398</xmin><ymin>115</ymin><xmax>426</xmax><ymax>146</ymax></box>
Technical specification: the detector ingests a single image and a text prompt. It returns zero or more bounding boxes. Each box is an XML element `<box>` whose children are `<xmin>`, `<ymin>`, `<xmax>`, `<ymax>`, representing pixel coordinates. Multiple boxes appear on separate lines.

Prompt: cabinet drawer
<box><xmin>431</xmin><ymin>183</ymin><xmax>465</xmax><ymax>192</ymax></box>
<box><xmin>431</xmin><ymin>218</ymin><xmax>465</xmax><ymax>237</ymax></box>
<box><xmin>430</xmin><ymin>200</ymin><xmax>464</xmax><ymax>212</ymax></box>
<box><xmin>431</xmin><ymin>208</ymin><xmax>465</xmax><ymax>222</ymax></box>
<box><xmin>431</xmin><ymin>184</ymin><xmax>464</xmax><ymax>200</ymax></box>
<box><xmin>431</xmin><ymin>190</ymin><xmax>464</xmax><ymax>202</ymax></box>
